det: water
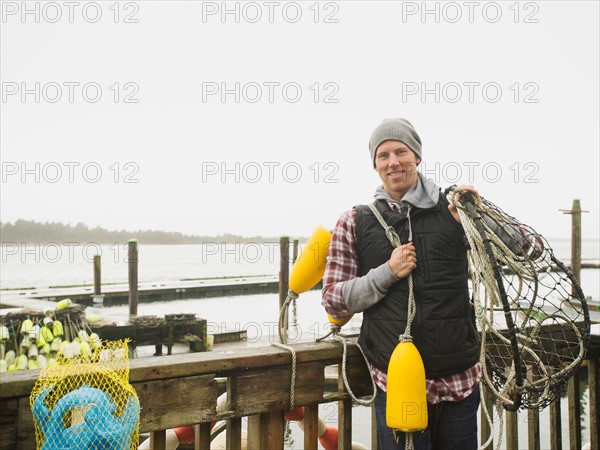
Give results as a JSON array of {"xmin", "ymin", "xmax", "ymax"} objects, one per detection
[{"xmin": 0, "ymin": 239, "xmax": 598, "ymax": 291}]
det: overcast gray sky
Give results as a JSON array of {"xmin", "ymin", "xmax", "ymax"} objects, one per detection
[{"xmin": 1, "ymin": 1, "xmax": 598, "ymax": 241}]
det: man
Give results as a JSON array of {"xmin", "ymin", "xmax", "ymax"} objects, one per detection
[{"xmin": 322, "ymin": 118, "xmax": 502, "ymax": 449}]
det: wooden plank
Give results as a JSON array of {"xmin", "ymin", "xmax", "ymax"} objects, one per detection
[
  {"xmin": 527, "ymin": 407, "xmax": 540, "ymax": 450},
  {"xmin": 526, "ymin": 369, "xmax": 540, "ymax": 450},
  {"xmin": 0, "ymin": 341, "xmax": 415, "ymax": 399},
  {"xmin": 549, "ymin": 399, "xmax": 562, "ymax": 449},
  {"xmin": 247, "ymin": 414, "xmax": 265, "ymax": 450},
  {"xmin": 304, "ymin": 404, "xmax": 319, "ymax": 450},
  {"xmin": 264, "ymin": 409, "xmax": 285, "ymax": 450},
  {"xmin": 505, "ymin": 410, "xmax": 518, "ymax": 450},
  {"xmin": 136, "ymin": 373, "xmax": 218, "ymax": 432},
  {"xmin": 0, "ymin": 399, "xmax": 18, "ymax": 450},
  {"xmin": 226, "ymin": 418, "xmax": 242, "ymax": 450},
  {"xmin": 16, "ymin": 397, "xmax": 35, "ymax": 450},
  {"xmin": 480, "ymin": 385, "xmax": 494, "ymax": 450},
  {"xmin": 589, "ymin": 359, "xmax": 599, "ymax": 450},
  {"xmin": 568, "ymin": 371, "xmax": 581, "ymax": 450},
  {"xmin": 149, "ymin": 430, "xmax": 166, "ymax": 450},
  {"xmin": 232, "ymin": 362, "xmax": 325, "ymax": 415},
  {"xmin": 338, "ymin": 363, "xmax": 352, "ymax": 450},
  {"xmin": 195, "ymin": 422, "xmax": 211, "ymax": 450}
]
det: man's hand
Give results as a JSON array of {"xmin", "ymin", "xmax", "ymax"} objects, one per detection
[
  {"xmin": 448, "ymin": 185, "xmax": 482, "ymax": 223},
  {"xmin": 388, "ymin": 242, "xmax": 417, "ymax": 279}
]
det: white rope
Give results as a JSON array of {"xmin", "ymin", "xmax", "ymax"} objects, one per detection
[
  {"xmin": 272, "ymin": 341, "xmax": 297, "ymax": 410},
  {"xmin": 446, "ymin": 189, "xmax": 587, "ymax": 450},
  {"xmin": 274, "ymin": 290, "xmax": 299, "ymax": 410},
  {"xmin": 331, "ymin": 332, "xmax": 377, "ymax": 406},
  {"xmin": 367, "ymin": 202, "xmax": 417, "ymax": 450}
]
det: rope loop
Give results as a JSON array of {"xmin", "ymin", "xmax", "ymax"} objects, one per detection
[{"xmin": 271, "ymin": 342, "xmax": 297, "ymax": 410}]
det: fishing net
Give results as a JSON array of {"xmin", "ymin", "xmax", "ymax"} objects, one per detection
[
  {"xmin": 448, "ymin": 189, "xmax": 591, "ymax": 411},
  {"xmin": 30, "ymin": 339, "xmax": 140, "ymax": 450}
]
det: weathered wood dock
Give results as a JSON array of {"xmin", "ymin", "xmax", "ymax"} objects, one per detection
[
  {"xmin": 0, "ymin": 276, "xmax": 281, "ymax": 309},
  {"xmin": 1, "ymin": 328, "xmax": 598, "ymax": 450}
]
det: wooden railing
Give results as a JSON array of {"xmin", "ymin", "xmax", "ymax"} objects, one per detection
[{"xmin": 0, "ymin": 337, "xmax": 598, "ymax": 450}]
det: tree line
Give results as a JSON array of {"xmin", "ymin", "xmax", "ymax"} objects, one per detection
[{"xmin": 0, "ymin": 220, "xmax": 282, "ymax": 245}]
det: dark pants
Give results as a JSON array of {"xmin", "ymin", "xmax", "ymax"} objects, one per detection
[{"xmin": 374, "ymin": 386, "xmax": 480, "ymax": 450}]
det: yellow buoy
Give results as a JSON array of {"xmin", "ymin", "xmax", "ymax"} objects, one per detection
[
  {"xmin": 289, "ymin": 226, "xmax": 332, "ymax": 295},
  {"xmin": 327, "ymin": 314, "xmax": 353, "ymax": 328},
  {"xmin": 386, "ymin": 341, "xmax": 428, "ymax": 431},
  {"xmin": 289, "ymin": 225, "xmax": 354, "ymax": 329}
]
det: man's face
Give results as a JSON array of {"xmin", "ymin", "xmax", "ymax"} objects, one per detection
[{"xmin": 374, "ymin": 140, "xmax": 421, "ymax": 201}]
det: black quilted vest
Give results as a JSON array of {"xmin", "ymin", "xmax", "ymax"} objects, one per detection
[{"xmin": 355, "ymin": 195, "xmax": 480, "ymax": 379}]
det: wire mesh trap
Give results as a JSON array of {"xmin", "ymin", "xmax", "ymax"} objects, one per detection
[{"xmin": 450, "ymin": 190, "xmax": 591, "ymax": 411}]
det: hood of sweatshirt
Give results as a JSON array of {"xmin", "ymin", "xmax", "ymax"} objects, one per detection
[{"xmin": 373, "ymin": 172, "xmax": 440, "ymax": 217}]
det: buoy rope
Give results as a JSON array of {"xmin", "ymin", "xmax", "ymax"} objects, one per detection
[
  {"xmin": 367, "ymin": 202, "xmax": 418, "ymax": 450},
  {"xmin": 367, "ymin": 203, "xmax": 417, "ymax": 342},
  {"xmin": 331, "ymin": 331, "xmax": 377, "ymax": 406},
  {"xmin": 275, "ymin": 290, "xmax": 300, "ymax": 410}
]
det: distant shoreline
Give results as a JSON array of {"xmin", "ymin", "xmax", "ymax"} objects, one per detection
[{"xmin": 0, "ymin": 219, "xmax": 306, "ymax": 245}]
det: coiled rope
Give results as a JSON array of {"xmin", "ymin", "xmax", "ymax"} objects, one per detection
[
  {"xmin": 448, "ymin": 188, "xmax": 590, "ymax": 450},
  {"xmin": 276, "ymin": 288, "xmax": 377, "ymax": 410}
]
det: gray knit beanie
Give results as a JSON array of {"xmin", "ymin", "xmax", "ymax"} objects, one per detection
[{"xmin": 368, "ymin": 118, "xmax": 422, "ymax": 167}]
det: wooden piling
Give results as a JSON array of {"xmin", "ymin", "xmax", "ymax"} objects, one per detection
[
  {"xmin": 93, "ymin": 254, "xmax": 101, "ymax": 295},
  {"xmin": 561, "ymin": 199, "xmax": 588, "ymax": 297},
  {"xmin": 279, "ymin": 236, "xmax": 290, "ymax": 313},
  {"xmin": 128, "ymin": 239, "xmax": 138, "ymax": 319},
  {"xmin": 571, "ymin": 199, "xmax": 582, "ymax": 297},
  {"xmin": 292, "ymin": 238, "xmax": 299, "ymax": 264}
]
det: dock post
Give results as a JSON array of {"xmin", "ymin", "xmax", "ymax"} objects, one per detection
[
  {"xmin": 128, "ymin": 239, "xmax": 139, "ymax": 319},
  {"xmin": 570, "ymin": 199, "xmax": 582, "ymax": 297},
  {"xmin": 561, "ymin": 199, "xmax": 588, "ymax": 297},
  {"xmin": 92, "ymin": 254, "xmax": 104, "ymax": 306},
  {"xmin": 93, "ymin": 254, "xmax": 101, "ymax": 295},
  {"xmin": 279, "ymin": 236, "xmax": 290, "ymax": 317},
  {"xmin": 292, "ymin": 238, "xmax": 299, "ymax": 263}
]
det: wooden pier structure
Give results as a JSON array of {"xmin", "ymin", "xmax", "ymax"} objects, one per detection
[{"xmin": 0, "ymin": 329, "xmax": 598, "ymax": 450}]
